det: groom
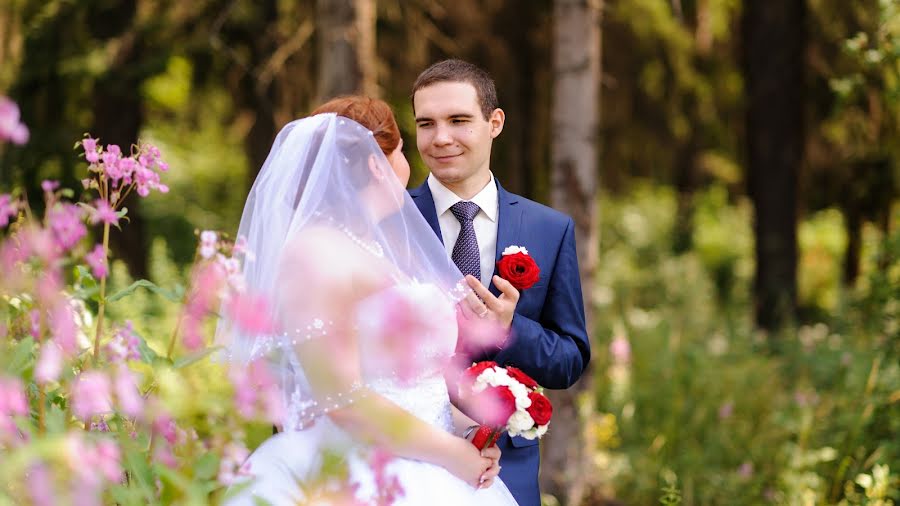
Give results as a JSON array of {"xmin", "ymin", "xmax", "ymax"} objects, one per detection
[{"xmin": 409, "ymin": 59, "xmax": 591, "ymax": 506}]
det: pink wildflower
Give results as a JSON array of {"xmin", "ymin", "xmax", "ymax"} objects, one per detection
[
  {"xmin": 30, "ymin": 309, "xmax": 41, "ymax": 339},
  {"xmin": 91, "ymin": 199, "xmax": 118, "ymax": 226},
  {"xmin": 47, "ymin": 203, "xmax": 87, "ymax": 251},
  {"xmin": 41, "ymin": 180, "xmax": 59, "ymax": 193},
  {"xmin": 217, "ymin": 441, "xmax": 252, "ymax": 485},
  {"xmin": 230, "ymin": 360, "xmax": 283, "ymax": 422},
  {"xmin": 0, "ymin": 194, "xmax": 17, "ymax": 227},
  {"xmin": 199, "ymin": 230, "xmax": 218, "ymax": 259},
  {"xmin": 113, "ymin": 365, "xmax": 144, "ymax": 418},
  {"xmin": 49, "ymin": 301, "xmax": 78, "ymax": 355},
  {"xmin": 85, "ymin": 244, "xmax": 108, "ymax": 278},
  {"xmin": 70, "ymin": 371, "xmax": 112, "ymax": 420},
  {"xmin": 0, "ymin": 376, "xmax": 28, "ymax": 437},
  {"xmin": 89, "ymin": 417, "xmax": 110, "ymax": 432},
  {"xmin": 609, "ymin": 335, "xmax": 631, "ymax": 364},
  {"xmin": 105, "ymin": 321, "xmax": 141, "ymax": 363},
  {"xmin": 0, "ymin": 96, "xmax": 29, "ymax": 145},
  {"xmin": 718, "ymin": 401, "xmax": 734, "ymax": 420},
  {"xmin": 94, "ymin": 438, "xmax": 124, "ymax": 482},
  {"xmin": 82, "ymin": 137, "xmax": 100, "ymax": 164},
  {"xmin": 225, "ymin": 292, "xmax": 277, "ymax": 335},
  {"xmin": 370, "ymin": 448, "xmax": 404, "ymax": 506},
  {"xmin": 35, "ymin": 342, "xmax": 64, "ymax": 384},
  {"xmin": 26, "ymin": 463, "xmax": 56, "ymax": 506}
]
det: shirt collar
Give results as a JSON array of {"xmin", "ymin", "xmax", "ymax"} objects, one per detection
[{"xmin": 427, "ymin": 173, "xmax": 498, "ymax": 222}]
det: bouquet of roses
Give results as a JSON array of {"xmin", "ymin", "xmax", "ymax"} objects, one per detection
[{"xmin": 458, "ymin": 361, "xmax": 552, "ymax": 450}]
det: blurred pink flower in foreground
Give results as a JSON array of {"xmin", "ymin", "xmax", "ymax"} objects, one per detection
[
  {"xmin": 26, "ymin": 463, "xmax": 56, "ymax": 506},
  {"xmin": 0, "ymin": 376, "xmax": 28, "ymax": 437},
  {"xmin": 113, "ymin": 365, "xmax": 144, "ymax": 418},
  {"xmin": 218, "ymin": 441, "xmax": 252, "ymax": 485},
  {"xmin": 230, "ymin": 359, "xmax": 283, "ymax": 423},
  {"xmin": 199, "ymin": 230, "xmax": 218, "ymax": 259},
  {"xmin": 70, "ymin": 371, "xmax": 112, "ymax": 420},
  {"xmin": 370, "ymin": 448, "xmax": 404, "ymax": 506},
  {"xmin": 47, "ymin": 203, "xmax": 87, "ymax": 251},
  {"xmin": 35, "ymin": 342, "xmax": 64, "ymax": 384},
  {"xmin": 85, "ymin": 244, "xmax": 108, "ymax": 278},
  {"xmin": 225, "ymin": 292, "xmax": 278, "ymax": 335},
  {"xmin": 0, "ymin": 96, "xmax": 29, "ymax": 145},
  {"xmin": 105, "ymin": 321, "xmax": 141, "ymax": 363}
]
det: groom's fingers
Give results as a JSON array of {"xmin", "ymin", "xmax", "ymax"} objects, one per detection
[
  {"xmin": 465, "ymin": 275, "xmax": 501, "ymax": 310},
  {"xmin": 492, "ymin": 275, "xmax": 520, "ymax": 303}
]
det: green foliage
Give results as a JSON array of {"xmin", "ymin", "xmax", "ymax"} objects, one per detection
[{"xmin": 587, "ymin": 186, "xmax": 899, "ymax": 505}]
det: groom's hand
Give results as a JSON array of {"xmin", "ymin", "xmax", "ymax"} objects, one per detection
[{"xmin": 465, "ymin": 274, "xmax": 519, "ymax": 331}]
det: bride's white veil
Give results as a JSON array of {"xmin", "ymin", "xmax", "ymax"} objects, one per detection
[{"xmin": 217, "ymin": 113, "xmax": 469, "ymax": 430}]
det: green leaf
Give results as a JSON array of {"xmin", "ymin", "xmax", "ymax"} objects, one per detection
[
  {"xmin": 6, "ymin": 336, "xmax": 34, "ymax": 375},
  {"xmin": 135, "ymin": 333, "xmax": 162, "ymax": 364},
  {"xmin": 108, "ymin": 279, "xmax": 181, "ymax": 303},
  {"xmin": 194, "ymin": 452, "xmax": 219, "ymax": 481},
  {"xmin": 44, "ymin": 403, "xmax": 67, "ymax": 433},
  {"xmin": 123, "ymin": 448, "xmax": 157, "ymax": 502},
  {"xmin": 173, "ymin": 347, "xmax": 222, "ymax": 369}
]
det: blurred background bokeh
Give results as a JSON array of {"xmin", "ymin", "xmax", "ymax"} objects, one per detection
[{"xmin": 1, "ymin": 0, "xmax": 898, "ymax": 504}]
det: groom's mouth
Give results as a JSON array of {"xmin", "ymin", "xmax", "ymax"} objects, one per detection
[{"xmin": 432, "ymin": 153, "xmax": 462, "ymax": 163}]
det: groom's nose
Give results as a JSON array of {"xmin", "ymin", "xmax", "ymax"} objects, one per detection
[{"xmin": 432, "ymin": 124, "xmax": 453, "ymax": 146}]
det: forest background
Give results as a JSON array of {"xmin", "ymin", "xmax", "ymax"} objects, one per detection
[{"xmin": 1, "ymin": 0, "xmax": 898, "ymax": 504}]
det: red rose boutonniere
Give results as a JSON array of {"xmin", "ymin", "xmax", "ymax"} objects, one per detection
[{"xmin": 496, "ymin": 246, "xmax": 540, "ymax": 291}]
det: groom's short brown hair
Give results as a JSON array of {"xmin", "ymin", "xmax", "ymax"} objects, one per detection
[{"xmin": 412, "ymin": 59, "xmax": 499, "ymax": 120}]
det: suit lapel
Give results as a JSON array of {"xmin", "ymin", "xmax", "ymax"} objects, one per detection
[
  {"xmin": 409, "ymin": 181, "xmax": 444, "ymax": 244},
  {"xmin": 491, "ymin": 181, "xmax": 523, "ymax": 294}
]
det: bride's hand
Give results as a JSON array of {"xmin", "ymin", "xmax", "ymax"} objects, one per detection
[
  {"xmin": 443, "ymin": 439, "xmax": 494, "ymax": 488},
  {"xmin": 478, "ymin": 445, "xmax": 502, "ymax": 489}
]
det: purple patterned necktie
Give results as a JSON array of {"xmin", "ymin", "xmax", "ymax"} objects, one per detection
[{"xmin": 450, "ymin": 201, "xmax": 482, "ymax": 280}]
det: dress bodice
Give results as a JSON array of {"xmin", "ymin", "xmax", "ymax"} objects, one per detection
[
  {"xmin": 284, "ymin": 282, "xmax": 458, "ymax": 433},
  {"xmin": 355, "ymin": 282, "xmax": 457, "ymax": 431}
]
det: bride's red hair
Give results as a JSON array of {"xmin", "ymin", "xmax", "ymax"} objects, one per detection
[{"xmin": 310, "ymin": 96, "xmax": 401, "ymax": 156}]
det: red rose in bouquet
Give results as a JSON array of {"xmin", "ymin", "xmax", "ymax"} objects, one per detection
[
  {"xmin": 457, "ymin": 362, "xmax": 552, "ymax": 450},
  {"xmin": 525, "ymin": 391, "xmax": 552, "ymax": 426},
  {"xmin": 505, "ymin": 366, "xmax": 538, "ymax": 389},
  {"xmin": 496, "ymin": 246, "xmax": 540, "ymax": 290}
]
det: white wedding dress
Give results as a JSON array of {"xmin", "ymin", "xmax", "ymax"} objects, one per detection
[{"xmin": 224, "ymin": 283, "xmax": 519, "ymax": 506}]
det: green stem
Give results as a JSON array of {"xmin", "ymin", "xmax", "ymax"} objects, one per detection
[
  {"xmin": 37, "ymin": 387, "xmax": 45, "ymax": 434},
  {"xmin": 92, "ymin": 222, "xmax": 111, "ymax": 366},
  {"xmin": 166, "ymin": 311, "xmax": 184, "ymax": 360}
]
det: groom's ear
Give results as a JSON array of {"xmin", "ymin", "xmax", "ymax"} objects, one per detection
[{"xmin": 489, "ymin": 108, "xmax": 505, "ymax": 139}]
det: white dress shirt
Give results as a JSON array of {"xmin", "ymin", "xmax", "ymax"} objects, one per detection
[{"xmin": 427, "ymin": 173, "xmax": 499, "ymax": 288}]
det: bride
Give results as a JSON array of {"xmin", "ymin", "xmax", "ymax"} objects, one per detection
[{"xmin": 220, "ymin": 96, "xmax": 519, "ymax": 505}]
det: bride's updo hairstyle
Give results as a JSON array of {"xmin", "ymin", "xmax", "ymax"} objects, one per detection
[{"xmin": 311, "ymin": 96, "xmax": 401, "ymax": 157}]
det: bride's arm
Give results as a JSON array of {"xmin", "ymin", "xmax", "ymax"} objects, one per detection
[{"xmin": 277, "ymin": 229, "xmax": 492, "ymax": 488}]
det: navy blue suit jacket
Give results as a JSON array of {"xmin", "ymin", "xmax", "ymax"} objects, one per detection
[{"xmin": 409, "ymin": 179, "xmax": 590, "ymax": 506}]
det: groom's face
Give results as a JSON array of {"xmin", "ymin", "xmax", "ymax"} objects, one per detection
[{"xmin": 414, "ymin": 81, "xmax": 503, "ymax": 188}]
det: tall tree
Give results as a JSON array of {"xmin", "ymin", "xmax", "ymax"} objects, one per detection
[
  {"xmin": 316, "ymin": 0, "xmax": 377, "ymax": 101},
  {"xmin": 742, "ymin": 0, "xmax": 805, "ymax": 331},
  {"xmin": 544, "ymin": 0, "xmax": 601, "ymax": 503}
]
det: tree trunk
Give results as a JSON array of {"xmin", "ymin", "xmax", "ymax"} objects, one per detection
[
  {"xmin": 90, "ymin": 0, "xmax": 149, "ymax": 279},
  {"xmin": 316, "ymin": 0, "xmax": 377, "ymax": 101},
  {"xmin": 742, "ymin": 0, "xmax": 804, "ymax": 332},
  {"xmin": 545, "ymin": 0, "xmax": 601, "ymax": 504}
]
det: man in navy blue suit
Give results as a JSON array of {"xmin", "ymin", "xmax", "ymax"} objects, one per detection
[{"xmin": 408, "ymin": 59, "xmax": 591, "ymax": 506}]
